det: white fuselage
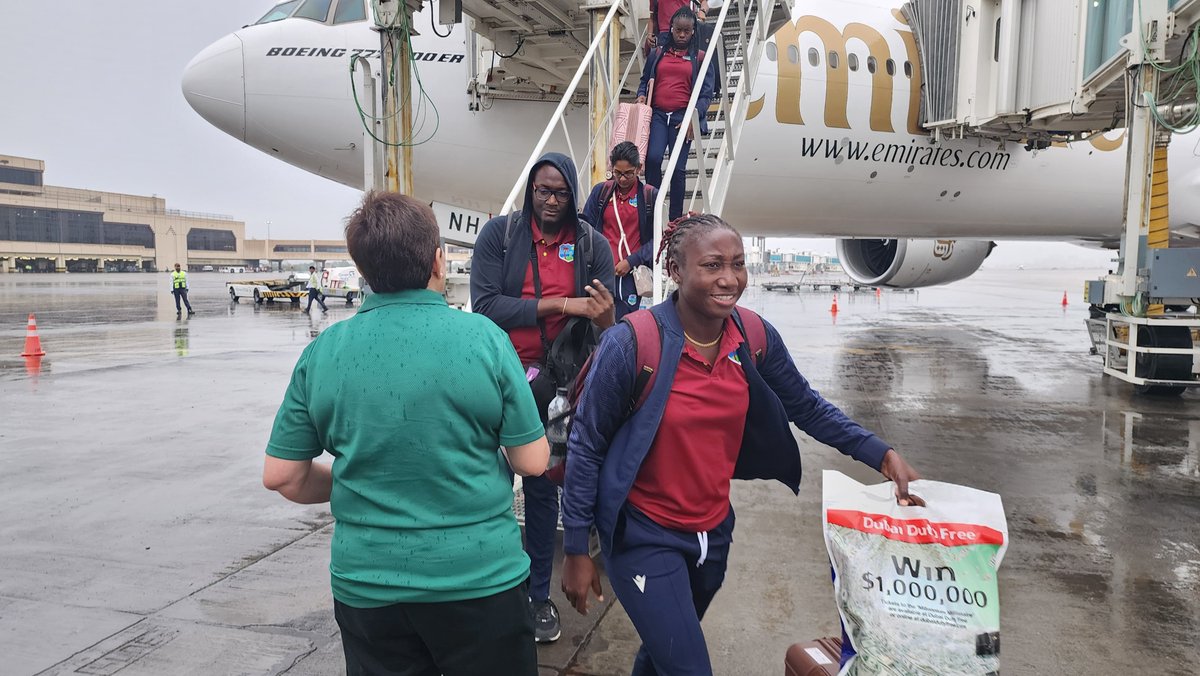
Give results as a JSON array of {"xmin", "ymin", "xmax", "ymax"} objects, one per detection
[{"xmin": 182, "ymin": 0, "xmax": 1200, "ymax": 242}]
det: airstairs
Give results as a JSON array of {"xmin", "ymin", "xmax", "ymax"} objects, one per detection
[
  {"xmin": 898, "ymin": 0, "xmax": 1200, "ymax": 395},
  {"xmin": 478, "ymin": 0, "xmax": 793, "ymax": 302}
]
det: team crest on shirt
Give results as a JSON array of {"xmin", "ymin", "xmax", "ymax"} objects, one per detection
[
  {"xmin": 559, "ymin": 243, "xmax": 575, "ymax": 262},
  {"xmin": 629, "ymin": 194, "xmax": 638, "ymax": 207},
  {"xmin": 727, "ymin": 351, "xmax": 741, "ymax": 365}
]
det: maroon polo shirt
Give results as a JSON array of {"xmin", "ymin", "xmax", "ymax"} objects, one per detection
[
  {"xmin": 627, "ymin": 316, "xmax": 749, "ymax": 531},
  {"xmin": 602, "ymin": 185, "xmax": 642, "ymax": 264},
  {"xmin": 508, "ymin": 219, "xmax": 577, "ymax": 365},
  {"xmin": 654, "ymin": 48, "xmax": 696, "ymax": 112}
]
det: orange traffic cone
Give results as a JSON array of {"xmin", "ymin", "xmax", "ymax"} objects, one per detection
[
  {"xmin": 21, "ymin": 313, "xmax": 45, "ymax": 357},
  {"xmin": 875, "ymin": 287, "xmax": 882, "ymax": 298},
  {"xmin": 830, "ymin": 295, "xmax": 839, "ymax": 314},
  {"xmin": 1061, "ymin": 291, "xmax": 1069, "ymax": 307}
]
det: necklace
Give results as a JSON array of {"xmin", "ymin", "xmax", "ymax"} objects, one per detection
[{"xmin": 684, "ymin": 330, "xmax": 722, "ymax": 348}]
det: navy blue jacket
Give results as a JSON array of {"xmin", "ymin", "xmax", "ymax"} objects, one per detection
[
  {"xmin": 581, "ymin": 179, "xmax": 659, "ymax": 269},
  {"xmin": 470, "ymin": 153, "xmax": 615, "ymax": 330},
  {"xmin": 561, "ymin": 296, "xmax": 893, "ymax": 555},
  {"xmin": 636, "ymin": 41, "xmax": 717, "ymax": 134}
]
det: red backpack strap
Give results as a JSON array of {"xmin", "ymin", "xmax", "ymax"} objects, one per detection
[
  {"xmin": 623, "ymin": 310, "xmax": 662, "ymax": 413},
  {"xmin": 601, "ymin": 178, "xmax": 616, "ymax": 205},
  {"xmin": 734, "ymin": 306, "xmax": 768, "ymax": 365}
]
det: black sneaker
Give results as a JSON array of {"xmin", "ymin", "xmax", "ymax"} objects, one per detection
[{"xmin": 530, "ymin": 598, "xmax": 561, "ymax": 644}]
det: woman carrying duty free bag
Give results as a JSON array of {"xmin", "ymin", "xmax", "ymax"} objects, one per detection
[{"xmin": 559, "ymin": 214, "xmax": 924, "ymax": 676}]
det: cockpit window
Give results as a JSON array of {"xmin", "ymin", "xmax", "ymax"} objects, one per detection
[
  {"xmin": 295, "ymin": 0, "xmax": 332, "ymax": 22},
  {"xmin": 332, "ymin": 0, "xmax": 368, "ymax": 24},
  {"xmin": 255, "ymin": 0, "xmax": 303, "ymax": 25}
]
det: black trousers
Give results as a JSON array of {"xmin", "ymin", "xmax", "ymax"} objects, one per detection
[
  {"xmin": 333, "ymin": 583, "xmax": 538, "ymax": 676},
  {"xmin": 306, "ymin": 287, "xmax": 327, "ymax": 311},
  {"xmin": 172, "ymin": 288, "xmax": 192, "ymax": 312}
]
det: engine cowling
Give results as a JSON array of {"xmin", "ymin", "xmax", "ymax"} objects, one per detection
[{"xmin": 836, "ymin": 239, "xmax": 995, "ymax": 288}]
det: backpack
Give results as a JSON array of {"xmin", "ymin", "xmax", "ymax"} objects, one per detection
[
  {"xmin": 545, "ymin": 306, "xmax": 768, "ymax": 484},
  {"xmin": 501, "ymin": 211, "xmax": 603, "ymax": 421}
]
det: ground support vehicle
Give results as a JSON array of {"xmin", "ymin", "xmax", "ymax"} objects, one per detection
[{"xmin": 226, "ymin": 277, "xmax": 306, "ymax": 305}]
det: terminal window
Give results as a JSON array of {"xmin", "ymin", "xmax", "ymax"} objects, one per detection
[
  {"xmin": 187, "ymin": 228, "xmax": 237, "ymax": 251},
  {"xmin": 0, "ymin": 206, "xmax": 154, "ymax": 248},
  {"xmin": 314, "ymin": 245, "xmax": 348, "ymax": 253},
  {"xmin": 0, "ymin": 166, "xmax": 43, "ymax": 187}
]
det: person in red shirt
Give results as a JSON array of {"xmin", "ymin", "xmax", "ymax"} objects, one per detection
[
  {"xmin": 637, "ymin": 7, "xmax": 717, "ymax": 220},
  {"xmin": 559, "ymin": 214, "xmax": 924, "ymax": 675},
  {"xmin": 582, "ymin": 142, "xmax": 660, "ymax": 319},
  {"xmin": 469, "ymin": 152, "xmax": 616, "ymax": 646}
]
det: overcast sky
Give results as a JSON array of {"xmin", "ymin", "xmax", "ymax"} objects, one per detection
[
  {"xmin": 0, "ymin": 1, "xmax": 363, "ymax": 240},
  {"xmin": 0, "ymin": 1, "xmax": 1115, "ymax": 270}
]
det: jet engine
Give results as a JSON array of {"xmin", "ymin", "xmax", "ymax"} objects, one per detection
[{"xmin": 836, "ymin": 239, "xmax": 995, "ymax": 288}]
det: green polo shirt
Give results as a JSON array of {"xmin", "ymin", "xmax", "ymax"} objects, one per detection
[{"xmin": 266, "ymin": 289, "xmax": 545, "ymax": 607}]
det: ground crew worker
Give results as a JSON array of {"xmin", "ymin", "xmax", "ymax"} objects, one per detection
[
  {"xmin": 304, "ymin": 265, "xmax": 328, "ymax": 313},
  {"xmin": 470, "ymin": 152, "xmax": 616, "ymax": 644},
  {"xmin": 171, "ymin": 263, "xmax": 194, "ymax": 317}
]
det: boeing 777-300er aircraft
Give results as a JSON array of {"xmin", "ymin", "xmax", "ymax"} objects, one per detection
[{"xmin": 182, "ymin": 0, "xmax": 1200, "ymax": 288}]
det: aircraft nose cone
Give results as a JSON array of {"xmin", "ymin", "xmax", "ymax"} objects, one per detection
[{"xmin": 182, "ymin": 33, "xmax": 245, "ymax": 141}]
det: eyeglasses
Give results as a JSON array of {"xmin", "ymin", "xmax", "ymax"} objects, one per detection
[
  {"xmin": 532, "ymin": 186, "xmax": 572, "ymax": 203},
  {"xmin": 613, "ymin": 169, "xmax": 639, "ymax": 179}
]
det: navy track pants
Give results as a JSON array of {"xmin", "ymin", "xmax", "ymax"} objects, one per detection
[{"xmin": 603, "ymin": 504, "xmax": 735, "ymax": 676}]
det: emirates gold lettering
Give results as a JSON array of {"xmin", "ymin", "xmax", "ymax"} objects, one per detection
[{"xmin": 749, "ymin": 14, "xmax": 921, "ymax": 135}]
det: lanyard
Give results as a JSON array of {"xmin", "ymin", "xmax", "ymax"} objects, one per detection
[{"xmin": 611, "ymin": 187, "xmax": 634, "ymax": 262}]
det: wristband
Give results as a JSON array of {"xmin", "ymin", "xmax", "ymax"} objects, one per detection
[{"xmin": 561, "ymin": 298, "xmax": 568, "ymax": 315}]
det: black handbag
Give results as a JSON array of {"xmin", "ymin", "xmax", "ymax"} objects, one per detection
[{"xmin": 525, "ymin": 226, "xmax": 600, "ymax": 423}]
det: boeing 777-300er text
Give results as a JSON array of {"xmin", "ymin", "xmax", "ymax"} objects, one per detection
[{"xmin": 182, "ymin": 0, "xmax": 1200, "ymax": 288}]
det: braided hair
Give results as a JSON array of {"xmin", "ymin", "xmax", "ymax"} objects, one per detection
[
  {"xmin": 655, "ymin": 213, "xmax": 740, "ymax": 275},
  {"xmin": 667, "ymin": 6, "xmax": 701, "ymax": 59}
]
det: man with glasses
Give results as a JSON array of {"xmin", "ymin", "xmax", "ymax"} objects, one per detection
[{"xmin": 470, "ymin": 152, "xmax": 615, "ymax": 645}]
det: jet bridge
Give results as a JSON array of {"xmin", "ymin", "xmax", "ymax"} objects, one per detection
[{"xmin": 902, "ymin": 0, "xmax": 1200, "ymax": 395}]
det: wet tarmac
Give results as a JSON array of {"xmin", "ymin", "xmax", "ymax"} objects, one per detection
[{"xmin": 1, "ymin": 270, "xmax": 1197, "ymax": 675}]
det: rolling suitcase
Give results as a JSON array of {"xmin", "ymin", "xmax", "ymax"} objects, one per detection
[
  {"xmin": 785, "ymin": 636, "xmax": 842, "ymax": 676},
  {"xmin": 609, "ymin": 79, "xmax": 654, "ymax": 171}
]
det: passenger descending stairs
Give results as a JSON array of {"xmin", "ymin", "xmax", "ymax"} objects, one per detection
[
  {"xmin": 677, "ymin": 0, "xmax": 793, "ymax": 217},
  {"xmin": 482, "ymin": 0, "xmax": 793, "ymax": 301}
]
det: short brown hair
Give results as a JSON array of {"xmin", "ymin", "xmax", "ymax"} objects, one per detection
[{"xmin": 345, "ymin": 191, "xmax": 440, "ymax": 293}]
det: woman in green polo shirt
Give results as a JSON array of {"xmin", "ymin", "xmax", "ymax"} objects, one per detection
[{"xmin": 263, "ymin": 192, "xmax": 549, "ymax": 676}]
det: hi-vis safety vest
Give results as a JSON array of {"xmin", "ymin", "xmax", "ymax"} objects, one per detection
[{"xmin": 172, "ymin": 270, "xmax": 187, "ymax": 289}]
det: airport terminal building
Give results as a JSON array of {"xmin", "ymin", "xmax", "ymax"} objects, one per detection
[{"xmin": 0, "ymin": 154, "xmax": 255, "ymax": 273}]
